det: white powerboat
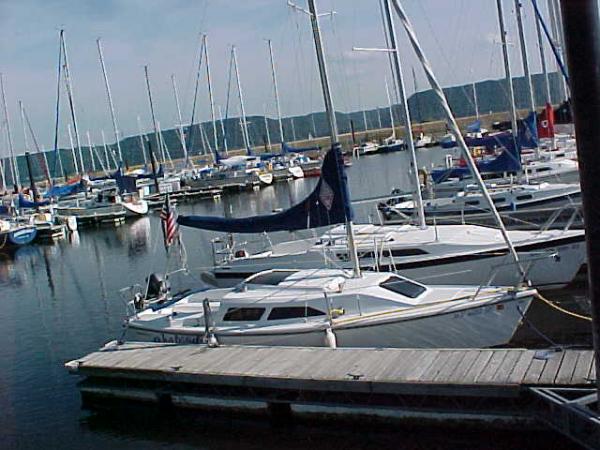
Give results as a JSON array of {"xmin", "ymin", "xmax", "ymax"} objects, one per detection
[{"xmin": 125, "ymin": 268, "xmax": 535, "ymax": 348}]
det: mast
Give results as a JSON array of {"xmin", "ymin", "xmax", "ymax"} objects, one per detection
[
  {"xmin": 96, "ymin": 38, "xmax": 123, "ymax": 164},
  {"xmin": 382, "ymin": 0, "xmax": 426, "ymax": 229},
  {"xmin": 86, "ymin": 131, "xmax": 97, "ymax": 173},
  {"xmin": 266, "ymin": 39, "xmax": 285, "ymax": 144},
  {"xmin": 305, "ymin": 0, "xmax": 360, "ymax": 277},
  {"xmin": 390, "ymin": 0, "xmax": 524, "ymax": 277},
  {"xmin": 21, "ymin": 103, "xmax": 50, "ymax": 183},
  {"xmin": 472, "ymin": 81, "xmax": 480, "ymax": 119},
  {"xmin": 547, "ymin": 0, "xmax": 568, "ymax": 100},
  {"xmin": 535, "ymin": 2, "xmax": 553, "ymax": 105},
  {"xmin": 188, "ymin": 36, "xmax": 206, "ymax": 156},
  {"xmin": 496, "ymin": 0, "xmax": 519, "ymax": 137},
  {"xmin": 171, "ymin": 74, "xmax": 190, "ymax": 168},
  {"xmin": 218, "ymin": 105, "xmax": 228, "ymax": 154},
  {"xmin": 203, "ymin": 34, "xmax": 219, "ymax": 155},
  {"xmin": 67, "ymin": 124, "xmax": 79, "ymax": 175},
  {"xmin": 385, "ymin": 78, "xmax": 396, "ymax": 138},
  {"xmin": 515, "ymin": 0, "xmax": 536, "ymax": 113},
  {"xmin": 143, "ymin": 65, "xmax": 162, "ymax": 165},
  {"xmin": 61, "ymin": 30, "xmax": 85, "ymax": 175},
  {"xmin": 136, "ymin": 115, "xmax": 148, "ymax": 166},
  {"xmin": 231, "ymin": 46, "xmax": 250, "ymax": 150},
  {"xmin": 52, "ymin": 31, "xmax": 64, "ymax": 183},
  {"xmin": 263, "ymin": 104, "xmax": 272, "ymax": 150},
  {"xmin": 291, "ymin": 117, "xmax": 297, "ymax": 141},
  {"xmin": 0, "ymin": 73, "xmax": 19, "ymax": 187}
]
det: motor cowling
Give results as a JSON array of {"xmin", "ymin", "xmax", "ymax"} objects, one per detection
[{"xmin": 146, "ymin": 273, "xmax": 170, "ymax": 299}]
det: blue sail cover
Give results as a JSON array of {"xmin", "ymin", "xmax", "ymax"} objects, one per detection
[
  {"xmin": 282, "ymin": 142, "xmax": 320, "ymax": 153},
  {"xmin": 431, "ymin": 131, "xmax": 521, "ymax": 183},
  {"xmin": 18, "ymin": 194, "xmax": 50, "ymax": 208},
  {"xmin": 466, "ymin": 120, "xmax": 482, "ymax": 133},
  {"xmin": 44, "ymin": 181, "xmax": 85, "ymax": 198},
  {"xmin": 178, "ymin": 144, "xmax": 352, "ymax": 233}
]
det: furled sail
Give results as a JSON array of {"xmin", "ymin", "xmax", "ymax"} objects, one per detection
[
  {"xmin": 178, "ymin": 144, "xmax": 351, "ymax": 233},
  {"xmin": 17, "ymin": 193, "xmax": 50, "ymax": 208}
]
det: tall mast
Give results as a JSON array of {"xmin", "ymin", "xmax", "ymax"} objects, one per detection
[
  {"xmin": 203, "ymin": 34, "xmax": 219, "ymax": 154},
  {"xmin": 382, "ymin": 0, "xmax": 426, "ymax": 229},
  {"xmin": 547, "ymin": 0, "xmax": 568, "ymax": 100},
  {"xmin": 21, "ymin": 103, "xmax": 50, "ymax": 183},
  {"xmin": 101, "ymin": 130, "xmax": 110, "ymax": 170},
  {"xmin": 218, "ymin": 105, "xmax": 228, "ymax": 154},
  {"xmin": 496, "ymin": 0, "xmax": 519, "ymax": 137},
  {"xmin": 291, "ymin": 117, "xmax": 297, "ymax": 141},
  {"xmin": 18, "ymin": 101, "xmax": 31, "ymax": 161},
  {"xmin": 514, "ymin": 0, "xmax": 536, "ymax": 113},
  {"xmin": 171, "ymin": 74, "xmax": 190, "ymax": 167},
  {"xmin": 52, "ymin": 31, "xmax": 64, "ymax": 183},
  {"xmin": 0, "ymin": 73, "xmax": 19, "ymax": 187},
  {"xmin": 61, "ymin": 30, "xmax": 85, "ymax": 175},
  {"xmin": 67, "ymin": 124, "xmax": 79, "ymax": 175},
  {"xmin": 472, "ymin": 81, "xmax": 480, "ymax": 119},
  {"xmin": 231, "ymin": 46, "xmax": 250, "ymax": 150},
  {"xmin": 136, "ymin": 115, "xmax": 148, "ymax": 166},
  {"xmin": 385, "ymin": 78, "xmax": 396, "ymax": 138},
  {"xmin": 535, "ymin": 2, "xmax": 553, "ymax": 105},
  {"xmin": 266, "ymin": 39, "xmax": 285, "ymax": 144},
  {"xmin": 143, "ymin": 65, "xmax": 162, "ymax": 164},
  {"xmin": 96, "ymin": 38, "xmax": 123, "ymax": 164},
  {"xmin": 263, "ymin": 104, "xmax": 272, "ymax": 150},
  {"xmin": 390, "ymin": 0, "xmax": 523, "ymax": 277},
  {"xmin": 86, "ymin": 131, "xmax": 97, "ymax": 173},
  {"xmin": 305, "ymin": 0, "xmax": 360, "ymax": 277}
]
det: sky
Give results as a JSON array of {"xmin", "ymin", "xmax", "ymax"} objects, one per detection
[{"xmin": 0, "ymin": 0, "xmax": 564, "ymax": 156}]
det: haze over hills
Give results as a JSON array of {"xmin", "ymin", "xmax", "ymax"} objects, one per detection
[{"xmin": 4, "ymin": 72, "xmax": 564, "ymax": 185}]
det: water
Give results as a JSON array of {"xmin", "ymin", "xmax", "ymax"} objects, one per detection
[{"xmin": 0, "ymin": 150, "xmax": 586, "ymax": 449}]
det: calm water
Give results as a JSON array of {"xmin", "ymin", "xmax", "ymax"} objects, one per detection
[{"xmin": 0, "ymin": 150, "xmax": 585, "ymax": 449}]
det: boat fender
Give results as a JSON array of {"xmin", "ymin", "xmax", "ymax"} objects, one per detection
[
  {"xmin": 418, "ymin": 168, "xmax": 428, "ymax": 187},
  {"xmin": 330, "ymin": 308, "xmax": 345, "ymax": 319},
  {"xmin": 66, "ymin": 216, "xmax": 78, "ymax": 232},
  {"xmin": 325, "ymin": 327, "xmax": 337, "ymax": 349}
]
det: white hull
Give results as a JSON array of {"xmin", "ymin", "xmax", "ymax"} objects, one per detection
[
  {"xmin": 121, "ymin": 200, "xmax": 149, "ymax": 217},
  {"xmin": 126, "ymin": 293, "xmax": 532, "ymax": 348},
  {"xmin": 212, "ymin": 229, "xmax": 585, "ymax": 290}
]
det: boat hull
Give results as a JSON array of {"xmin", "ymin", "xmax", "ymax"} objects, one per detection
[
  {"xmin": 211, "ymin": 234, "xmax": 585, "ymax": 290},
  {"xmin": 126, "ymin": 293, "xmax": 532, "ymax": 348}
]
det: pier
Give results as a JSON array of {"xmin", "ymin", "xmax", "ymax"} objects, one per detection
[{"xmin": 67, "ymin": 342, "xmax": 599, "ymax": 449}]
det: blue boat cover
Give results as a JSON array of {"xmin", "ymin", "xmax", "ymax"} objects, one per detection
[
  {"xmin": 178, "ymin": 144, "xmax": 352, "ymax": 233},
  {"xmin": 431, "ymin": 131, "xmax": 522, "ymax": 183},
  {"xmin": 18, "ymin": 194, "xmax": 50, "ymax": 208},
  {"xmin": 44, "ymin": 181, "xmax": 85, "ymax": 198},
  {"xmin": 466, "ymin": 120, "xmax": 482, "ymax": 133},
  {"xmin": 282, "ymin": 142, "xmax": 320, "ymax": 153}
]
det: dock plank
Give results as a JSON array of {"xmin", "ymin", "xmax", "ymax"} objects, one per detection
[
  {"xmin": 491, "ymin": 350, "xmax": 525, "ymax": 384},
  {"xmin": 538, "ymin": 351, "xmax": 566, "ymax": 385},
  {"xmin": 505, "ymin": 351, "xmax": 535, "ymax": 384},
  {"xmin": 461, "ymin": 350, "xmax": 494, "ymax": 383},
  {"xmin": 418, "ymin": 350, "xmax": 454, "ymax": 382},
  {"xmin": 433, "ymin": 350, "xmax": 470, "ymax": 383},
  {"xmin": 475, "ymin": 350, "xmax": 510, "ymax": 383},
  {"xmin": 522, "ymin": 356, "xmax": 547, "ymax": 384},
  {"xmin": 554, "ymin": 350, "xmax": 581, "ymax": 385},
  {"xmin": 447, "ymin": 350, "xmax": 482, "ymax": 383},
  {"xmin": 571, "ymin": 351, "xmax": 594, "ymax": 384}
]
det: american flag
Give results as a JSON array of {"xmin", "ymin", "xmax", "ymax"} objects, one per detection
[{"xmin": 160, "ymin": 194, "xmax": 179, "ymax": 248}]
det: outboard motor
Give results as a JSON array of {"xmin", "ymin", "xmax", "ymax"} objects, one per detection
[{"xmin": 146, "ymin": 273, "xmax": 170, "ymax": 300}]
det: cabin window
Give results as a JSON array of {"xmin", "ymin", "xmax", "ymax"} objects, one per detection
[
  {"xmin": 536, "ymin": 167, "xmax": 551, "ymax": 173},
  {"xmin": 267, "ymin": 307, "xmax": 326, "ymax": 320},
  {"xmin": 223, "ymin": 307, "xmax": 265, "ymax": 321},
  {"xmin": 359, "ymin": 248, "xmax": 428, "ymax": 259},
  {"xmin": 492, "ymin": 197, "xmax": 506, "ymax": 203},
  {"xmin": 380, "ymin": 277, "xmax": 426, "ymax": 298},
  {"xmin": 465, "ymin": 200, "xmax": 480, "ymax": 206},
  {"xmin": 516, "ymin": 194, "xmax": 533, "ymax": 201}
]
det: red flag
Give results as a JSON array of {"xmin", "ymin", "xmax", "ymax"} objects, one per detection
[
  {"xmin": 160, "ymin": 194, "xmax": 179, "ymax": 248},
  {"xmin": 537, "ymin": 102, "xmax": 555, "ymax": 139}
]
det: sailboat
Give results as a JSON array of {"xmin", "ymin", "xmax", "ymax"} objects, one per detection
[{"xmin": 206, "ymin": 0, "xmax": 584, "ymax": 291}]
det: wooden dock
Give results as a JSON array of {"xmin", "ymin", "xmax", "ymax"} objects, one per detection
[{"xmin": 66, "ymin": 342, "xmax": 599, "ymax": 449}]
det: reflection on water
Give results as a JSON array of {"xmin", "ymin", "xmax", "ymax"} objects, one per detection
[{"xmin": 0, "ymin": 150, "xmax": 587, "ymax": 449}]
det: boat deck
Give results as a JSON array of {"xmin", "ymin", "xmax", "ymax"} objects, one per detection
[{"xmin": 66, "ymin": 342, "xmax": 598, "ymax": 448}]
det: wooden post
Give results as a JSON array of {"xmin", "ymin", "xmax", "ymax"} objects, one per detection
[{"xmin": 559, "ymin": 0, "xmax": 600, "ymax": 396}]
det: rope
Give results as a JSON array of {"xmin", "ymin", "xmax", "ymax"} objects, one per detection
[{"xmin": 535, "ymin": 292, "xmax": 592, "ymax": 322}]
